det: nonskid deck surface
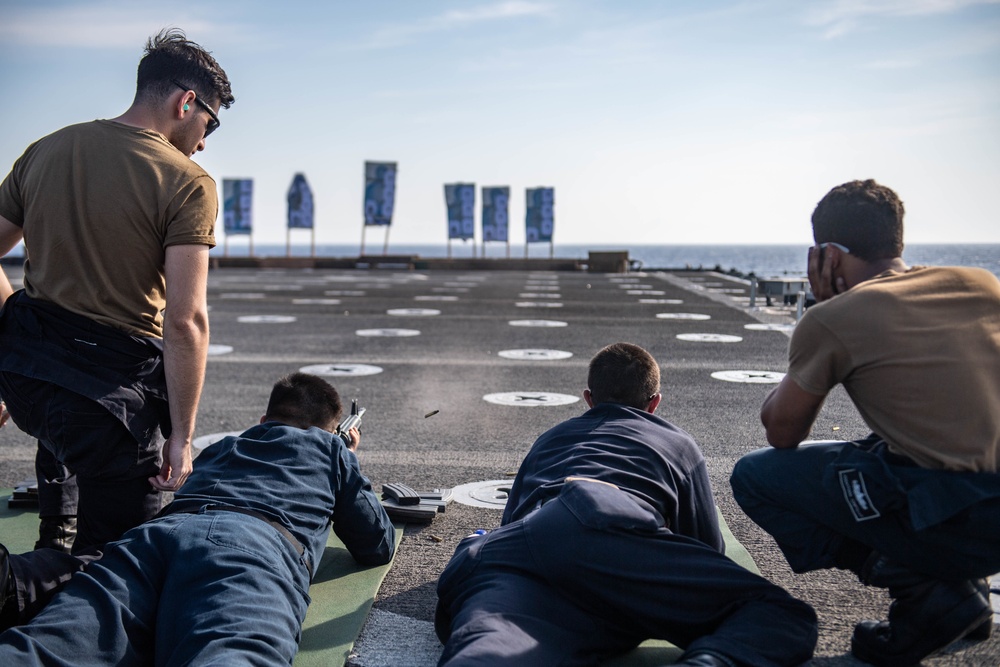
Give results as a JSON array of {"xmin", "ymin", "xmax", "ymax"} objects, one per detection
[{"xmin": 0, "ymin": 266, "xmax": 994, "ymax": 665}]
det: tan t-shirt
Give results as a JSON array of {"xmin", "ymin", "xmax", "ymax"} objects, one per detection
[
  {"xmin": 0, "ymin": 120, "xmax": 217, "ymax": 338},
  {"xmin": 788, "ymin": 266, "xmax": 1000, "ymax": 472}
]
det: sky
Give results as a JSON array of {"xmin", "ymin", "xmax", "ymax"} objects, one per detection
[{"xmin": 1, "ymin": 0, "xmax": 999, "ymax": 248}]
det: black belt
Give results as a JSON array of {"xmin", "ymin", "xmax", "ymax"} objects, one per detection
[{"xmin": 158, "ymin": 500, "xmax": 311, "ymax": 573}]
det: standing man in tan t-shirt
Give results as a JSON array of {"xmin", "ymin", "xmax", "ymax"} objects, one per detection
[
  {"xmin": 730, "ymin": 179, "xmax": 1000, "ymax": 666},
  {"xmin": 0, "ymin": 29, "xmax": 234, "ymax": 555}
]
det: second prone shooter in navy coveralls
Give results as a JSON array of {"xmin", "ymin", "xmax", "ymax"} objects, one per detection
[
  {"xmin": 0, "ymin": 372, "xmax": 395, "ymax": 665},
  {"xmin": 435, "ymin": 343, "xmax": 817, "ymax": 667}
]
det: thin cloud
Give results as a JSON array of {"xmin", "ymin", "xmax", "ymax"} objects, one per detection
[
  {"xmin": 0, "ymin": 2, "xmax": 263, "ymax": 52},
  {"xmin": 858, "ymin": 22, "xmax": 1000, "ymax": 67},
  {"xmin": 806, "ymin": 0, "xmax": 1000, "ymax": 38},
  {"xmin": 353, "ymin": 1, "xmax": 553, "ymax": 50},
  {"xmin": 0, "ymin": 3, "xmax": 217, "ymax": 48},
  {"xmin": 863, "ymin": 58, "xmax": 919, "ymax": 69},
  {"xmin": 440, "ymin": 1, "xmax": 552, "ymax": 24}
]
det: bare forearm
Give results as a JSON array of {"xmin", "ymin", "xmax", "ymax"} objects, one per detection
[
  {"xmin": 0, "ymin": 268, "xmax": 12, "ymax": 306},
  {"xmin": 761, "ymin": 411, "xmax": 811, "ymax": 449},
  {"xmin": 162, "ymin": 312, "xmax": 209, "ymax": 443},
  {"xmin": 151, "ymin": 243, "xmax": 210, "ymax": 491},
  {"xmin": 0, "ymin": 215, "xmax": 24, "ymax": 306},
  {"xmin": 760, "ymin": 378, "xmax": 825, "ymax": 449}
]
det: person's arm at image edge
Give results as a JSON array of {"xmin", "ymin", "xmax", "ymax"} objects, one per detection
[
  {"xmin": 0, "ymin": 215, "xmax": 23, "ymax": 428},
  {"xmin": 151, "ymin": 243, "xmax": 210, "ymax": 491},
  {"xmin": 0, "ymin": 215, "xmax": 23, "ymax": 307}
]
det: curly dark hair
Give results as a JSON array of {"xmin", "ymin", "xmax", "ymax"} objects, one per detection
[
  {"xmin": 135, "ymin": 28, "xmax": 234, "ymax": 109},
  {"xmin": 811, "ymin": 179, "xmax": 904, "ymax": 261},
  {"xmin": 587, "ymin": 343, "xmax": 660, "ymax": 409},
  {"xmin": 264, "ymin": 373, "xmax": 343, "ymax": 431}
]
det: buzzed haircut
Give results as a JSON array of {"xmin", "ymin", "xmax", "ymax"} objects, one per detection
[
  {"xmin": 264, "ymin": 373, "xmax": 343, "ymax": 431},
  {"xmin": 587, "ymin": 342, "xmax": 661, "ymax": 409},
  {"xmin": 811, "ymin": 179, "xmax": 904, "ymax": 262},
  {"xmin": 135, "ymin": 28, "xmax": 235, "ymax": 109}
]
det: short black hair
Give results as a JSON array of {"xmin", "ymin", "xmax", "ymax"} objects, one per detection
[
  {"xmin": 264, "ymin": 373, "xmax": 343, "ymax": 431},
  {"xmin": 135, "ymin": 28, "xmax": 235, "ymax": 109},
  {"xmin": 811, "ymin": 179, "xmax": 904, "ymax": 261},
  {"xmin": 587, "ymin": 343, "xmax": 660, "ymax": 409}
]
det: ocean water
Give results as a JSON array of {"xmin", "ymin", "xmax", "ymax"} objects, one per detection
[{"xmin": 212, "ymin": 243, "xmax": 1000, "ymax": 278}]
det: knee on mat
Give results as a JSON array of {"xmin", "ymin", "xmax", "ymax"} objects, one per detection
[{"xmin": 440, "ymin": 613, "xmax": 547, "ymax": 664}]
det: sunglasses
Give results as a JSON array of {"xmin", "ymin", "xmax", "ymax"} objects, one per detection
[
  {"xmin": 172, "ymin": 80, "xmax": 220, "ymax": 137},
  {"xmin": 819, "ymin": 242, "xmax": 850, "ymax": 254}
]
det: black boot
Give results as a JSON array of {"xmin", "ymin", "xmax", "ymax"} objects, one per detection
[
  {"xmin": 966, "ymin": 577, "xmax": 994, "ymax": 641},
  {"xmin": 34, "ymin": 515, "xmax": 77, "ymax": 553},
  {"xmin": 851, "ymin": 555, "xmax": 991, "ymax": 666},
  {"xmin": 673, "ymin": 651, "xmax": 735, "ymax": 667},
  {"xmin": 0, "ymin": 543, "xmax": 19, "ymax": 631}
]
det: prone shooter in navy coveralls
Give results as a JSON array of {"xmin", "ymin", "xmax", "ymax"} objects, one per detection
[
  {"xmin": 435, "ymin": 343, "xmax": 818, "ymax": 667},
  {"xmin": 0, "ymin": 372, "xmax": 395, "ymax": 665}
]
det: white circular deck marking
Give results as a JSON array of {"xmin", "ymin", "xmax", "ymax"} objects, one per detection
[
  {"xmin": 639, "ymin": 298, "xmax": 683, "ymax": 304},
  {"xmin": 711, "ymin": 370, "xmax": 786, "ymax": 383},
  {"xmin": 498, "ymin": 349, "xmax": 573, "ymax": 361},
  {"xmin": 677, "ymin": 333, "xmax": 743, "ymax": 343},
  {"xmin": 515, "ymin": 302, "xmax": 563, "ymax": 308},
  {"xmin": 325, "ymin": 290, "xmax": 366, "ymax": 296},
  {"xmin": 288, "ymin": 278, "xmax": 329, "ymax": 285},
  {"xmin": 627, "ymin": 290, "xmax": 665, "ymax": 295},
  {"xmin": 220, "ymin": 292, "xmax": 265, "ymax": 299},
  {"xmin": 451, "ymin": 480, "xmax": 516, "ymax": 509},
  {"xmin": 509, "ymin": 320, "xmax": 568, "ymax": 327},
  {"xmin": 194, "ymin": 431, "xmax": 243, "ymax": 450},
  {"xmin": 387, "ymin": 308, "xmax": 441, "ymax": 316},
  {"xmin": 483, "ymin": 392, "xmax": 579, "ymax": 406},
  {"xmin": 745, "ymin": 323, "xmax": 796, "ymax": 332},
  {"xmin": 293, "ymin": 298, "xmax": 341, "ymax": 305},
  {"xmin": 207, "ymin": 344, "xmax": 233, "ymax": 356},
  {"xmin": 415, "ymin": 295, "xmax": 459, "ymax": 301},
  {"xmin": 299, "ymin": 363, "xmax": 384, "ymax": 376},
  {"xmin": 237, "ymin": 315, "xmax": 296, "ymax": 323},
  {"xmin": 356, "ymin": 328, "xmax": 421, "ymax": 337},
  {"xmin": 656, "ymin": 313, "xmax": 711, "ymax": 320}
]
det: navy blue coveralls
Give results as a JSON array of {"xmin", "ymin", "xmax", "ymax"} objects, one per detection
[
  {"xmin": 732, "ymin": 436, "xmax": 1000, "ymax": 580},
  {"xmin": 435, "ymin": 403, "xmax": 818, "ymax": 667},
  {"xmin": 0, "ymin": 422, "xmax": 396, "ymax": 666}
]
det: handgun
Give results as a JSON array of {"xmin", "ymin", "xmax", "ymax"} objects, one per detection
[{"xmin": 337, "ymin": 399, "xmax": 366, "ymax": 447}]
